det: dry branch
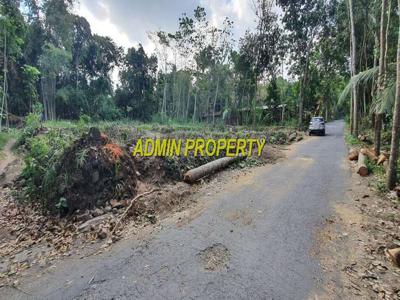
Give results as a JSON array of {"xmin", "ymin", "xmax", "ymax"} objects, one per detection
[{"xmin": 112, "ymin": 189, "xmax": 159, "ymax": 234}]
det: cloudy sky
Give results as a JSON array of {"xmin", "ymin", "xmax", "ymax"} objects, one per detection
[{"xmin": 75, "ymin": 0, "xmax": 257, "ymax": 53}]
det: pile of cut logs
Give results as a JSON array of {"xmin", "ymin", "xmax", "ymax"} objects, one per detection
[{"xmin": 348, "ymin": 148, "xmax": 389, "ymax": 177}]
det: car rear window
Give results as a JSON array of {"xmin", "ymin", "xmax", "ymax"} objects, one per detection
[{"xmin": 312, "ymin": 118, "xmax": 324, "ymax": 122}]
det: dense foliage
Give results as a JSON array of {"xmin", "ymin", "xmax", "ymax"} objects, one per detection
[{"xmin": 0, "ymin": 0, "xmax": 352, "ymax": 127}]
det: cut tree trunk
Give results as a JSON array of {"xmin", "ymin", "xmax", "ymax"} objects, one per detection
[
  {"xmin": 383, "ymin": 159, "xmax": 389, "ymax": 171},
  {"xmin": 377, "ymin": 153, "xmax": 388, "ymax": 165},
  {"xmin": 183, "ymin": 156, "xmax": 245, "ymax": 183},
  {"xmin": 387, "ymin": 248, "xmax": 400, "ymax": 267},
  {"xmin": 360, "ymin": 148, "xmax": 378, "ymax": 162},
  {"xmin": 357, "ymin": 152, "xmax": 369, "ymax": 176},
  {"xmin": 358, "ymin": 134, "xmax": 371, "ymax": 143},
  {"xmin": 348, "ymin": 148, "xmax": 359, "ymax": 161}
]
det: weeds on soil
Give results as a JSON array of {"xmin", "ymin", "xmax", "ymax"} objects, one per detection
[{"xmin": 21, "ymin": 128, "xmax": 75, "ymax": 208}]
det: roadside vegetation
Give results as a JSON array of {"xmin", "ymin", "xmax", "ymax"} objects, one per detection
[
  {"xmin": 0, "ymin": 132, "xmax": 10, "ymax": 152},
  {"xmin": 17, "ymin": 114, "xmax": 298, "ymax": 211}
]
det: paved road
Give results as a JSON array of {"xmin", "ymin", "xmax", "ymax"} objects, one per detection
[{"xmin": 4, "ymin": 121, "xmax": 349, "ymax": 300}]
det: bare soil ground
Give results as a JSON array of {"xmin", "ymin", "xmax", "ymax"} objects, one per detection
[{"xmin": 316, "ymin": 160, "xmax": 400, "ymax": 299}]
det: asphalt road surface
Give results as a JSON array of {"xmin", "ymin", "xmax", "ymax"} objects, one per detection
[{"xmin": 3, "ymin": 120, "xmax": 349, "ymax": 300}]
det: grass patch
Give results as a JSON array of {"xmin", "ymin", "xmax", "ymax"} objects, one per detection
[
  {"xmin": 40, "ymin": 119, "xmax": 298, "ymax": 147},
  {"xmin": 0, "ymin": 130, "xmax": 20, "ymax": 159},
  {"xmin": 375, "ymin": 179, "xmax": 388, "ymax": 195},
  {"xmin": 0, "ymin": 132, "xmax": 10, "ymax": 152},
  {"xmin": 43, "ymin": 118, "xmax": 298, "ymax": 133},
  {"xmin": 365, "ymin": 157, "xmax": 385, "ymax": 176},
  {"xmin": 365, "ymin": 157, "xmax": 390, "ymax": 195},
  {"xmin": 368, "ymin": 161, "xmax": 388, "ymax": 194},
  {"xmin": 345, "ymin": 132, "xmax": 362, "ymax": 146},
  {"xmin": 0, "ymin": 129, "xmax": 19, "ymax": 151}
]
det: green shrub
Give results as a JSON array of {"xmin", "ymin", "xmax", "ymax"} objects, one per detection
[
  {"xmin": 365, "ymin": 157, "xmax": 384, "ymax": 175},
  {"xmin": 97, "ymin": 95, "xmax": 121, "ymax": 121},
  {"xmin": 375, "ymin": 179, "xmax": 388, "ymax": 195},
  {"xmin": 345, "ymin": 133, "xmax": 361, "ymax": 146},
  {"xmin": 381, "ymin": 131, "xmax": 392, "ymax": 145},
  {"xmin": 17, "ymin": 111, "xmax": 42, "ymax": 146},
  {"xmin": 364, "ymin": 158, "xmax": 388, "ymax": 194},
  {"xmin": 22, "ymin": 130, "xmax": 73, "ymax": 207},
  {"xmin": 77, "ymin": 114, "xmax": 91, "ymax": 128}
]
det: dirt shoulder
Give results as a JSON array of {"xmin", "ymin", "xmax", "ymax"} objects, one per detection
[
  {"xmin": 317, "ymin": 160, "xmax": 400, "ymax": 299},
  {"xmin": 0, "ymin": 139, "xmax": 21, "ymax": 187}
]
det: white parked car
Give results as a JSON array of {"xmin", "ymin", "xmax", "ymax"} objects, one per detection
[{"xmin": 309, "ymin": 117, "xmax": 325, "ymax": 136}]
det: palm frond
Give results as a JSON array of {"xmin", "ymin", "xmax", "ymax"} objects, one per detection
[
  {"xmin": 374, "ymin": 81, "xmax": 396, "ymax": 114},
  {"xmin": 338, "ymin": 67, "xmax": 379, "ymax": 106},
  {"xmin": 338, "ymin": 63, "xmax": 397, "ymax": 108}
]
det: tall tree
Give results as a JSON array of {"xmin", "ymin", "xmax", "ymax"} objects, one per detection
[
  {"xmin": 250, "ymin": 0, "xmax": 282, "ymax": 125},
  {"xmin": 278, "ymin": 0, "xmax": 326, "ymax": 126},
  {"xmin": 0, "ymin": 0, "xmax": 27, "ymax": 128},
  {"xmin": 348, "ymin": 0, "xmax": 358, "ymax": 136},
  {"xmin": 387, "ymin": 0, "xmax": 400, "ymax": 189},
  {"xmin": 374, "ymin": 0, "xmax": 389, "ymax": 156},
  {"xmin": 39, "ymin": 43, "xmax": 71, "ymax": 120},
  {"xmin": 115, "ymin": 45, "xmax": 157, "ymax": 120}
]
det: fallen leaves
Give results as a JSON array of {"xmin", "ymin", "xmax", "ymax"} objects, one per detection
[{"xmin": 0, "ymin": 187, "xmax": 141, "ymax": 287}]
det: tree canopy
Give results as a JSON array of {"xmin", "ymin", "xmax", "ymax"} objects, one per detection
[{"xmin": 0, "ymin": 0, "xmax": 396, "ymax": 129}]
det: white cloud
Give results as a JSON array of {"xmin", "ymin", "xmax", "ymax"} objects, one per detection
[
  {"xmin": 76, "ymin": 0, "xmax": 257, "ymax": 53},
  {"xmin": 200, "ymin": 0, "xmax": 256, "ymax": 42},
  {"xmin": 73, "ymin": 1, "xmax": 290, "ymax": 83},
  {"xmin": 76, "ymin": 2, "xmax": 133, "ymax": 50}
]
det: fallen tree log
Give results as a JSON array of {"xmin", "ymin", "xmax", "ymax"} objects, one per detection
[
  {"xmin": 348, "ymin": 148, "xmax": 359, "ymax": 161},
  {"xmin": 357, "ymin": 152, "xmax": 369, "ymax": 177},
  {"xmin": 377, "ymin": 154, "xmax": 387, "ymax": 165},
  {"xmin": 381, "ymin": 150, "xmax": 390, "ymax": 157},
  {"xmin": 358, "ymin": 134, "xmax": 372, "ymax": 144},
  {"xmin": 383, "ymin": 160, "xmax": 389, "ymax": 171},
  {"xmin": 387, "ymin": 248, "xmax": 400, "ymax": 268},
  {"xmin": 360, "ymin": 148, "xmax": 378, "ymax": 163},
  {"xmin": 183, "ymin": 156, "xmax": 245, "ymax": 183}
]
